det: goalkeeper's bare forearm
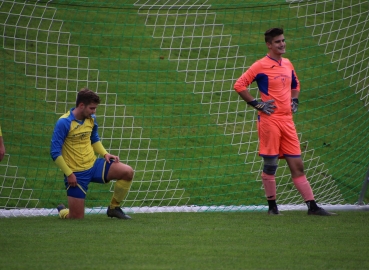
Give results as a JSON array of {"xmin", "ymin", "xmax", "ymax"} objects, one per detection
[{"xmin": 237, "ymin": 89, "xmax": 256, "ymax": 103}]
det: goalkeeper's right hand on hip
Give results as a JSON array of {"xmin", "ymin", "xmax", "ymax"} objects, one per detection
[{"xmin": 247, "ymin": 99, "xmax": 276, "ymax": 115}]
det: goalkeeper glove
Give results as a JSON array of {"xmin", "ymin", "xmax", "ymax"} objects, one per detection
[
  {"xmin": 247, "ymin": 99, "xmax": 276, "ymax": 115},
  {"xmin": 291, "ymin": 98, "xmax": 299, "ymax": 114}
]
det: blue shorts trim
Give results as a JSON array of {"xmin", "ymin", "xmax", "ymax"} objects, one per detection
[
  {"xmin": 259, "ymin": 154, "xmax": 279, "ymax": 158},
  {"xmin": 283, "ymin": 154, "xmax": 301, "ymax": 158},
  {"xmin": 65, "ymin": 158, "xmax": 113, "ymax": 199}
]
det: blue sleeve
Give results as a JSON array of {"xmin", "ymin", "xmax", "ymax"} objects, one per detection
[
  {"xmin": 90, "ymin": 114, "xmax": 101, "ymax": 144},
  {"xmin": 291, "ymin": 70, "xmax": 298, "ymax": 90},
  {"xmin": 50, "ymin": 118, "xmax": 70, "ymax": 161},
  {"xmin": 254, "ymin": 73, "xmax": 269, "ymax": 95}
]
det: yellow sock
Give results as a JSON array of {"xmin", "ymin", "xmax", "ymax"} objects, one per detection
[
  {"xmin": 110, "ymin": 180, "xmax": 132, "ymax": 209},
  {"xmin": 59, "ymin": 209, "xmax": 69, "ymax": 219}
]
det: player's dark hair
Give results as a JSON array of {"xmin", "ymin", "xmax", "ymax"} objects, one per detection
[
  {"xmin": 264, "ymin": 28, "xmax": 284, "ymax": 43},
  {"xmin": 76, "ymin": 88, "xmax": 101, "ymax": 107}
]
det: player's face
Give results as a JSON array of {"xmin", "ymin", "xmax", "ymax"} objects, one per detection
[
  {"xmin": 82, "ymin": 103, "xmax": 98, "ymax": 119},
  {"xmin": 267, "ymin": 34, "xmax": 286, "ymax": 56}
]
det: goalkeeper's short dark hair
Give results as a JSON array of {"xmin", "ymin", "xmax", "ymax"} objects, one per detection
[
  {"xmin": 264, "ymin": 28, "xmax": 284, "ymax": 43},
  {"xmin": 76, "ymin": 88, "xmax": 101, "ymax": 107}
]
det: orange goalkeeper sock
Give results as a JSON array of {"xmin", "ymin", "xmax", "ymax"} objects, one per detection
[
  {"xmin": 262, "ymin": 172, "xmax": 276, "ymax": 200},
  {"xmin": 293, "ymin": 175, "xmax": 315, "ymax": 201}
]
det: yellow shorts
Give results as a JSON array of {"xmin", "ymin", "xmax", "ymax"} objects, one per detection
[{"xmin": 257, "ymin": 115, "xmax": 301, "ymax": 158}]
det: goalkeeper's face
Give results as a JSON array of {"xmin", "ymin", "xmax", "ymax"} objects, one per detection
[
  {"xmin": 82, "ymin": 103, "xmax": 98, "ymax": 119},
  {"xmin": 267, "ymin": 34, "xmax": 286, "ymax": 56}
]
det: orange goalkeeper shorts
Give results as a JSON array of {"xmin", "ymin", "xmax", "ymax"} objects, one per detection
[{"xmin": 257, "ymin": 115, "xmax": 301, "ymax": 158}]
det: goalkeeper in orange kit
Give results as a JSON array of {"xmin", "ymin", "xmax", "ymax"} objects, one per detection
[{"xmin": 234, "ymin": 28, "xmax": 336, "ymax": 216}]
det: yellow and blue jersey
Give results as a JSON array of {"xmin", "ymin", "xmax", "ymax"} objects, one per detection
[{"xmin": 50, "ymin": 108, "xmax": 101, "ymax": 172}]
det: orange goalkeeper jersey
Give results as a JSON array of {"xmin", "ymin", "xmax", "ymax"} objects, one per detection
[{"xmin": 234, "ymin": 54, "xmax": 300, "ymax": 118}]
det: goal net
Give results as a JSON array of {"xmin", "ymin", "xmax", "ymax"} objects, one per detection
[{"xmin": 0, "ymin": 0, "xmax": 368, "ymax": 217}]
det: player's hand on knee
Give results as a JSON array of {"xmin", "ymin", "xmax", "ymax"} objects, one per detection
[
  {"xmin": 247, "ymin": 99, "xmax": 276, "ymax": 115},
  {"xmin": 104, "ymin": 153, "xmax": 119, "ymax": 163},
  {"xmin": 291, "ymin": 98, "xmax": 299, "ymax": 113}
]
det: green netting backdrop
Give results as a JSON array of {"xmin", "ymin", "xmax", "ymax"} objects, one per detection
[{"xmin": 0, "ymin": 0, "xmax": 368, "ymax": 216}]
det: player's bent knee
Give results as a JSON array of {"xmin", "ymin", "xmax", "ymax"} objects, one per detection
[
  {"xmin": 108, "ymin": 162, "xmax": 134, "ymax": 181},
  {"xmin": 119, "ymin": 163, "xmax": 134, "ymax": 181},
  {"xmin": 125, "ymin": 165, "xmax": 134, "ymax": 181}
]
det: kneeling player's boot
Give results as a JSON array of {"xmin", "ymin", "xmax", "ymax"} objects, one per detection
[
  {"xmin": 268, "ymin": 206, "xmax": 282, "ymax": 215},
  {"xmin": 107, "ymin": 206, "xmax": 131, "ymax": 219},
  {"xmin": 56, "ymin": 204, "xmax": 69, "ymax": 219},
  {"xmin": 308, "ymin": 207, "xmax": 337, "ymax": 216}
]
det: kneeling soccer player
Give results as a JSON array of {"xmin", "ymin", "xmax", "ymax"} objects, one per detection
[{"xmin": 50, "ymin": 88, "xmax": 134, "ymax": 219}]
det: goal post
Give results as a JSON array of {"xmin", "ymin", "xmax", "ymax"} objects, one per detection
[
  {"xmin": 358, "ymin": 166, "xmax": 369, "ymax": 205},
  {"xmin": 0, "ymin": 0, "xmax": 368, "ymax": 217}
]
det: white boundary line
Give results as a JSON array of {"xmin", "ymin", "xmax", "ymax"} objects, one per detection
[{"xmin": 1, "ymin": 204, "xmax": 368, "ymax": 218}]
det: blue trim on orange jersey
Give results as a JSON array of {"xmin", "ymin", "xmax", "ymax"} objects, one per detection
[
  {"xmin": 266, "ymin": 55, "xmax": 282, "ymax": 66},
  {"xmin": 254, "ymin": 73, "xmax": 269, "ymax": 95},
  {"xmin": 291, "ymin": 70, "xmax": 298, "ymax": 90}
]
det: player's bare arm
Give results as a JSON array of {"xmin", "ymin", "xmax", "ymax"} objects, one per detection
[
  {"xmin": 291, "ymin": 89, "xmax": 299, "ymax": 99},
  {"xmin": 237, "ymin": 89, "xmax": 256, "ymax": 103}
]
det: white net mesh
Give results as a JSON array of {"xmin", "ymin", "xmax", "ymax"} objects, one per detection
[{"xmin": 1, "ymin": 0, "xmax": 368, "ymax": 217}]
